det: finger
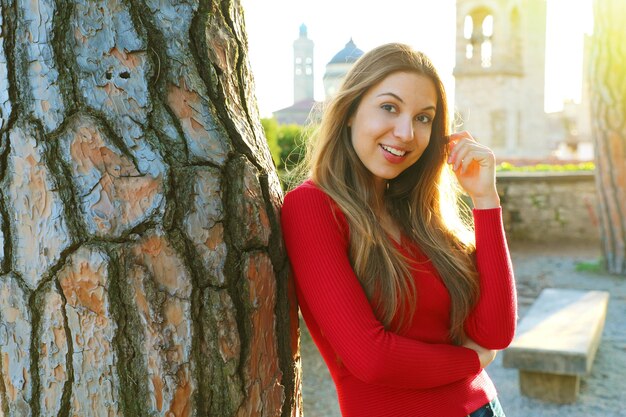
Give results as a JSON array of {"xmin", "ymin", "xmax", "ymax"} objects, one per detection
[
  {"xmin": 458, "ymin": 148, "xmax": 493, "ymax": 173},
  {"xmin": 451, "ymin": 144, "xmax": 477, "ymax": 171},
  {"xmin": 460, "ymin": 154, "xmax": 479, "ymax": 174},
  {"xmin": 448, "ymin": 139, "xmax": 469, "ymax": 165},
  {"xmin": 447, "ymin": 133, "xmax": 466, "ymax": 156},
  {"xmin": 448, "ymin": 135, "xmax": 479, "ymax": 160},
  {"xmin": 456, "ymin": 142, "xmax": 492, "ymax": 162},
  {"xmin": 449, "ymin": 131, "xmax": 476, "ymax": 145}
]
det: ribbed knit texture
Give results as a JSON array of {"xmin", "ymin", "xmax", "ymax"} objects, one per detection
[{"xmin": 281, "ymin": 180, "xmax": 517, "ymax": 417}]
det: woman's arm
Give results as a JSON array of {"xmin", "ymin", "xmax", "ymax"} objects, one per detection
[
  {"xmin": 463, "ymin": 208, "xmax": 517, "ymax": 349},
  {"xmin": 281, "ymin": 184, "xmax": 482, "ymax": 389},
  {"xmin": 447, "ymin": 132, "xmax": 518, "ymax": 349}
]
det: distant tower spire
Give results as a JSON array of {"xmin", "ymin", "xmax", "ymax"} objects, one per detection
[{"xmin": 293, "ymin": 24, "xmax": 314, "ymax": 103}]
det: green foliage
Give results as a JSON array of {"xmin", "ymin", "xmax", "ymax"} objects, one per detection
[
  {"xmin": 261, "ymin": 118, "xmax": 310, "ymax": 185},
  {"xmin": 261, "ymin": 118, "xmax": 281, "ymax": 168},
  {"xmin": 276, "ymin": 124, "xmax": 307, "ymax": 171},
  {"xmin": 497, "ymin": 162, "xmax": 595, "ymax": 172},
  {"xmin": 575, "ymin": 259, "xmax": 606, "ymax": 274}
]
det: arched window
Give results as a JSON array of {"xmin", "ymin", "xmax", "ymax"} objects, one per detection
[
  {"xmin": 481, "ymin": 15, "xmax": 493, "ymax": 67},
  {"xmin": 482, "ymin": 15, "xmax": 494, "ymax": 37},
  {"xmin": 463, "ymin": 8, "xmax": 494, "ymax": 67},
  {"xmin": 464, "ymin": 16, "xmax": 474, "ymax": 59}
]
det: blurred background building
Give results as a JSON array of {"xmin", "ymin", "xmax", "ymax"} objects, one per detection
[
  {"xmin": 273, "ymin": 1, "xmax": 592, "ymax": 161},
  {"xmin": 454, "ymin": 0, "xmax": 592, "ymax": 161},
  {"xmin": 273, "ymin": 27, "xmax": 363, "ymax": 126}
]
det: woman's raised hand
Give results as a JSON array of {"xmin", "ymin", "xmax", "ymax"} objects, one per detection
[{"xmin": 447, "ymin": 131, "xmax": 500, "ymax": 209}]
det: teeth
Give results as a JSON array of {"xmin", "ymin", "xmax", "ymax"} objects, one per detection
[{"xmin": 381, "ymin": 145, "xmax": 406, "ymax": 156}]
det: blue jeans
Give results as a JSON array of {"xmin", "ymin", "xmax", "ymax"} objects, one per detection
[{"xmin": 467, "ymin": 397, "xmax": 506, "ymax": 417}]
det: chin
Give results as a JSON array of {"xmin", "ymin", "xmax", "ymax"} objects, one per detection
[{"xmin": 379, "ymin": 171, "xmax": 403, "ymax": 181}]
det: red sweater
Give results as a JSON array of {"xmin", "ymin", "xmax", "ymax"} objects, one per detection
[{"xmin": 281, "ymin": 180, "xmax": 517, "ymax": 417}]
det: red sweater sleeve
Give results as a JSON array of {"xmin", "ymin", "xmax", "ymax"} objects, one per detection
[
  {"xmin": 281, "ymin": 184, "xmax": 481, "ymax": 389},
  {"xmin": 463, "ymin": 208, "xmax": 517, "ymax": 349}
]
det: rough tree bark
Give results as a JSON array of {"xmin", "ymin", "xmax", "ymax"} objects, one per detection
[
  {"xmin": 589, "ymin": 0, "xmax": 626, "ymax": 275},
  {"xmin": 0, "ymin": 0, "xmax": 301, "ymax": 416}
]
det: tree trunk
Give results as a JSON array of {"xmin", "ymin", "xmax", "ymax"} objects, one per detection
[
  {"xmin": 0, "ymin": 1, "xmax": 301, "ymax": 416},
  {"xmin": 589, "ymin": 0, "xmax": 626, "ymax": 275}
]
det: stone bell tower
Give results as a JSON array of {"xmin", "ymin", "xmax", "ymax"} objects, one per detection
[
  {"xmin": 454, "ymin": 0, "xmax": 549, "ymax": 158},
  {"xmin": 293, "ymin": 23, "xmax": 314, "ymax": 104}
]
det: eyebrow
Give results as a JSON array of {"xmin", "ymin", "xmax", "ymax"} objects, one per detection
[{"xmin": 377, "ymin": 92, "xmax": 436, "ymax": 112}]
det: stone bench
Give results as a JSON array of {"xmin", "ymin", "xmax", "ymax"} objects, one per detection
[{"xmin": 502, "ymin": 288, "xmax": 609, "ymax": 403}]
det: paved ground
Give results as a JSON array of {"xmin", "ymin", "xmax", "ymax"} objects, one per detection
[{"xmin": 299, "ymin": 241, "xmax": 626, "ymax": 417}]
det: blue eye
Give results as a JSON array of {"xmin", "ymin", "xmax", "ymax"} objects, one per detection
[{"xmin": 381, "ymin": 104, "xmax": 396, "ymax": 113}]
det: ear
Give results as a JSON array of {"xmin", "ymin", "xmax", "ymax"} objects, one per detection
[{"xmin": 347, "ymin": 116, "xmax": 353, "ymax": 127}]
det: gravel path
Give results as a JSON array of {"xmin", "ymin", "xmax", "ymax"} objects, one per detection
[{"xmin": 299, "ymin": 242, "xmax": 626, "ymax": 417}]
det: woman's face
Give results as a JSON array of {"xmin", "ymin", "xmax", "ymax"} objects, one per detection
[{"xmin": 348, "ymin": 71, "xmax": 437, "ymax": 190}]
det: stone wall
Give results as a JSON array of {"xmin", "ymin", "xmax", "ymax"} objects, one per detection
[{"xmin": 495, "ymin": 171, "xmax": 600, "ymax": 244}]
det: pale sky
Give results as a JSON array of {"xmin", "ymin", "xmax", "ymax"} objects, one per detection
[{"xmin": 241, "ymin": 0, "xmax": 594, "ymax": 118}]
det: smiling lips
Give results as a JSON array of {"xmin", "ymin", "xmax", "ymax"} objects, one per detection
[{"xmin": 380, "ymin": 144, "xmax": 409, "ymax": 163}]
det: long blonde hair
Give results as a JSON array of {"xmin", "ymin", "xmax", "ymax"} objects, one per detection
[{"xmin": 303, "ymin": 43, "xmax": 479, "ymax": 344}]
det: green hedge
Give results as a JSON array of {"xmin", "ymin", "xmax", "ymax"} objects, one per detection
[{"xmin": 496, "ymin": 161, "xmax": 595, "ymax": 172}]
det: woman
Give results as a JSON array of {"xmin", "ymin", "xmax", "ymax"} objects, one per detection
[{"xmin": 280, "ymin": 43, "xmax": 516, "ymax": 417}]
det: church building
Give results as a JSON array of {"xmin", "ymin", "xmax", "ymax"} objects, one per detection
[
  {"xmin": 323, "ymin": 39, "xmax": 363, "ymax": 98},
  {"xmin": 273, "ymin": 26, "xmax": 363, "ymax": 125}
]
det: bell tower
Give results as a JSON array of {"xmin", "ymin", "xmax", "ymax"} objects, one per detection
[
  {"xmin": 293, "ymin": 24, "xmax": 314, "ymax": 104},
  {"xmin": 454, "ymin": 0, "xmax": 548, "ymax": 157}
]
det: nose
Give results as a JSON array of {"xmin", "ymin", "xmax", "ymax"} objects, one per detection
[{"xmin": 393, "ymin": 116, "xmax": 414, "ymax": 142}]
